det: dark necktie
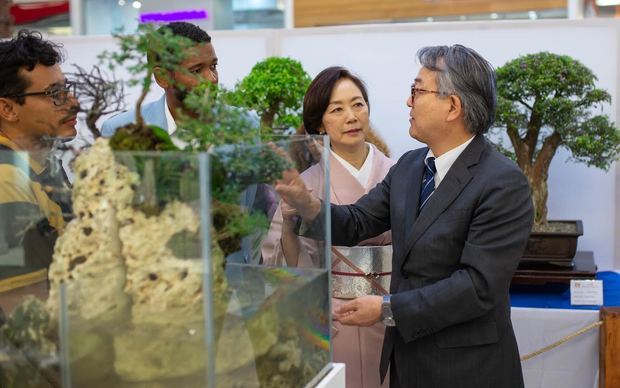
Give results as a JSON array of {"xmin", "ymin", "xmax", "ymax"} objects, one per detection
[{"xmin": 419, "ymin": 157, "xmax": 436, "ymax": 211}]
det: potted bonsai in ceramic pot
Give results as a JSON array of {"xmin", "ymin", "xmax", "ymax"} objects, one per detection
[{"xmin": 491, "ymin": 52, "xmax": 620, "ymax": 259}]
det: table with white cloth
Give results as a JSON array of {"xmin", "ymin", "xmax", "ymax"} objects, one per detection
[
  {"xmin": 510, "ymin": 271, "xmax": 620, "ymax": 388},
  {"xmin": 511, "ymin": 307, "xmax": 599, "ymax": 388}
]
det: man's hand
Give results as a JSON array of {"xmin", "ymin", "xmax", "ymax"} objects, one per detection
[
  {"xmin": 333, "ymin": 295, "xmax": 382, "ymax": 327},
  {"xmin": 274, "ymin": 166, "xmax": 321, "ymax": 223}
]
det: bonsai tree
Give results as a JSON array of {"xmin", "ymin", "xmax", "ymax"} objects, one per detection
[
  {"xmin": 67, "ymin": 64, "xmax": 125, "ymax": 139},
  {"xmin": 230, "ymin": 56, "xmax": 311, "ymax": 132},
  {"xmin": 491, "ymin": 52, "xmax": 620, "ymax": 228},
  {"xmin": 175, "ymin": 82, "xmax": 292, "ymax": 256},
  {"xmin": 98, "ymin": 23, "xmax": 195, "ymax": 150},
  {"xmin": 97, "ymin": 25, "xmax": 292, "ymax": 256}
]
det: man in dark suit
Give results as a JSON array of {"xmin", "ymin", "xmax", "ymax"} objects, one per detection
[{"xmin": 275, "ymin": 44, "xmax": 534, "ymax": 387}]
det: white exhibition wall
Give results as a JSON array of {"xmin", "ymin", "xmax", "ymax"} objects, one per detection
[{"xmin": 57, "ymin": 19, "xmax": 620, "ymax": 269}]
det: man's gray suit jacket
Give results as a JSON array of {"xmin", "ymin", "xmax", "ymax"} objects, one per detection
[
  {"xmin": 100, "ymin": 95, "xmax": 168, "ymax": 138},
  {"xmin": 326, "ymin": 135, "xmax": 533, "ymax": 388}
]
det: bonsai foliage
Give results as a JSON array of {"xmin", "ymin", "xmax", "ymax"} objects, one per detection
[
  {"xmin": 231, "ymin": 57, "xmax": 311, "ymax": 132},
  {"xmin": 176, "ymin": 82, "xmax": 291, "ymax": 256},
  {"xmin": 68, "ymin": 64, "xmax": 125, "ymax": 139},
  {"xmin": 0, "ymin": 298, "xmax": 57, "ymax": 387},
  {"xmin": 176, "ymin": 82, "xmax": 261, "ymax": 149},
  {"xmin": 492, "ymin": 52, "xmax": 620, "ymax": 226},
  {"xmin": 98, "ymin": 23, "xmax": 194, "ymax": 150}
]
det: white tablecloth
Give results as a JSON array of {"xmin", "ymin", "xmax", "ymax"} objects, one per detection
[{"xmin": 511, "ymin": 307, "xmax": 600, "ymax": 388}]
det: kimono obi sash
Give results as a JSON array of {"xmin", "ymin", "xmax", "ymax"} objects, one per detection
[{"xmin": 331, "ymin": 245, "xmax": 392, "ymax": 299}]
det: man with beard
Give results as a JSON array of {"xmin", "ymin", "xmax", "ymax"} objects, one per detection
[
  {"xmin": 101, "ymin": 21, "xmax": 218, "ymax": 139},
  {"xmin": 0, "ymin": 30, "xmax": 79, "ymax": 268}
]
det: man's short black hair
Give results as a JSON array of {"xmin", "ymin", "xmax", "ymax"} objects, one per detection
[
  {"xmin": 162, "ymin": 22, "xmax": 211, "ymax": 43},
  {"xmin": 147, "ymin": 22, "xmax": 211, "ymax": 67},
  {"xmin": 0, "ymin": 29, "xmax": 65, "ymax": 104}
]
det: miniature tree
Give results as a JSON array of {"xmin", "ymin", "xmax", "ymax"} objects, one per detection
[
  {"xmin": 100, "ymin": 25, "xmax": 292, "ymax": 257},
  {"xmin": 67, "ymin": 64, "xmax": 125, "ymax": 139},
  {"xmin": 230, "ymin": 57, "xmax": 311, "ymax": 132},
  {"xmin": 491, "ymin": 52, "xmax": 620, "ymax": 227},
  {"xmin": 98, "ymin": 23, "xmax": 195, "ymax": 150},
  {"xmin": 175, "ymin": 82, "xmax": 291, "ymax": 256}
]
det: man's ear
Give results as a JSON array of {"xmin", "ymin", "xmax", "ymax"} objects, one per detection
[
  {"xmin": 0, "ymin": 98, "xmax": 18, "ymax": 123},
  {"xmin": 446, "ymin": 95, "xmax": 462, "ymax": 122},
  {"xmin": 153, "ymin": 66, "xmax": 170, "ymax": 88}
]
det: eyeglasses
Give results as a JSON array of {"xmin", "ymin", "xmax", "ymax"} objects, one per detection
[
  {"xmin": 411, "ymin": 85, "xmax": 441, "ymax": 100},
  {"xmin": 5, "ymin": 82, "xmax": 76, "ymax": 106}
]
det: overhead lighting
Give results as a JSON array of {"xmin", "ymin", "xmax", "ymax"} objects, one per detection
[
  {"xmin": 118, "ymin": 0, "xmax": 125, "ymax": 5},
  {"xmin": 132, "ymin": 1, "xmax": 142, "ymax": 9},
  {"xmin": 595, "ymin": 0, "xmax": 620, "ymax": 5},
  {"xmin": 426, "ymin": 17, "xmax": 434, "ymax": 22},
  {"xmin": 528, "ymin": 11, "xmax": 538, "ymax": 20},
  {"xmin": 490, "ymin": 13, "xmax": 499, "ymax": 19}
]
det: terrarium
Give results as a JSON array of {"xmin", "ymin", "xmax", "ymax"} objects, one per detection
[{"xmin": 0, "ymin": 135, "xmax": 332, "ymax": 387}]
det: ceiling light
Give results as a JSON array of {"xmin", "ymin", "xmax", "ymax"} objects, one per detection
[
  {"xmin": 595, "ymin": 0, "xmax": 620, "ymax": 5},
  {"xmin": 132, "ymin": 1, "xmax": 142, "ymax": 9}
]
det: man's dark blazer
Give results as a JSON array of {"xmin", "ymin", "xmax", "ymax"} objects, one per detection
[{"xmin": 328, "ymin": 135, "xmax": 534, "ymax": 387}]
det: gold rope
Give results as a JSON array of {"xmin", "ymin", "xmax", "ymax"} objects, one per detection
[{"xmin": 520, "ymin": 320, "xmax": 603, "ymax": 361}]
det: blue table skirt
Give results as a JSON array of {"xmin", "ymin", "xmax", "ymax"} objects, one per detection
[{"xmin": 510, "ymin": 271, "xmax": 620, "ymax": 310}]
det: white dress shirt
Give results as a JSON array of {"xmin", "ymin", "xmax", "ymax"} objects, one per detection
[
  {"xmin": 164, "ymin": 96, "xmax": 190, "ymax": 149},
  {"xmin": 425, "ymin": 136, "xmax": 475, "ymax": 189},
  {"xmin": 164, "ymin": 96, "xmax": 178, "ymax": 136}
]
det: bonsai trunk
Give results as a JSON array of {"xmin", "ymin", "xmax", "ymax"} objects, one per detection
[
  {"xmin": 0, "ymin": 0, "xmax": 11, "ymax": 38},
  {"xmin": 260, "ymin": 106, "xmax": 277, "ymax": 130},
  {"xmin": 528, "ymin": 175, "xmax": 549, "ymax": 227},
  {"xmin": 511, "ymin": 128, "xmax": 562, "ymax": 228},
  {"xmin": 134, "ymin": 74, "xmax": 153, "ymax": 130},
  {"xmin": 134, "ymin": 90, "xmax": 147, "ymax": 129},
  {"xmin": 86, "ymin": 111, "xmax": 102, "ymax": 139}
]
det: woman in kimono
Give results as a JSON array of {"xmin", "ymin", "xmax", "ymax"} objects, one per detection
[{"xmin": 262, "ymin": 66, "xmax": 394, "ymax": 388}]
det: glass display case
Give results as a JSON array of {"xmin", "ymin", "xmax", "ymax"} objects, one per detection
[{"xmin": 0, "ymin": 135, "xmax": 332, "ymax": 387}]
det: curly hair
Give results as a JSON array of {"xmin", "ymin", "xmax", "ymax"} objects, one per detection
[{"xmin": 0, "ymin": 29, "xmax": 64, "ymax": 104}]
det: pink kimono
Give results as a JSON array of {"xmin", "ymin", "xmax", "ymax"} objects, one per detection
[{"xmin": 262, "ymin": 143, "xmax": 395, "ymax": 388}]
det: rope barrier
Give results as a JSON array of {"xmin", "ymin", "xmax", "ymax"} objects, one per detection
[{"xmin": 520, "ymin": 320, "xmax": 603, "ymax": 361}]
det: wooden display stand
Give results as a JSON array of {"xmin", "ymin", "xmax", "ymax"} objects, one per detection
[
  {"xmin": 512, "ymin": 251, "xmax": 597, "ymax": 285},
  {"xmin": 600, "ymin": 307, "xmax": 620, "ymax": 388}
]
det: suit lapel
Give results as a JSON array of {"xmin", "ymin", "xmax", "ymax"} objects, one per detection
[{"xmin": 403, "ymin": 135, "xmax": 486, "ymax": 258}]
